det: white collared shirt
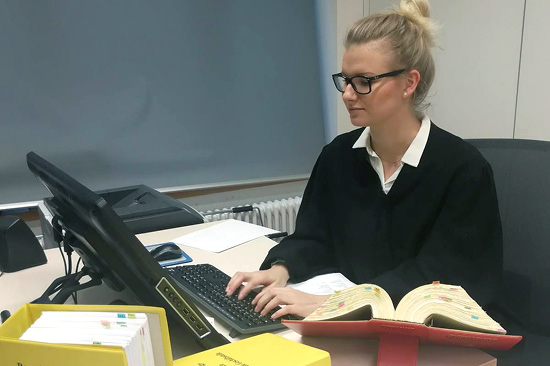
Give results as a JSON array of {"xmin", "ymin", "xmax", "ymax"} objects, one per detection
[{"xmin": 352, "ymin": 115, "xmax": 431, "ymax": 194}]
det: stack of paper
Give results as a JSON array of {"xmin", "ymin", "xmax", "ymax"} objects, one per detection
[
  {"xmin": 173, "ymin": 219, "xmax": 278, "ymax": 253},
  {"xmin": 20, "ymin": 311, "xmax": 154, "ymax": 366}
]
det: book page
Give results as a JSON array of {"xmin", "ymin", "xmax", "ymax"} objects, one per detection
[
  {"xmin": 395, "ymin": 283, "xmax": 506, "ymax": 334},
  {"xmin": 304, "ymin": 284, "xmax": 395, "ymax": 321}
]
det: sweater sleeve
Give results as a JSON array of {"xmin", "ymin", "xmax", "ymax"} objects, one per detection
[
  {"xmin": 260, "ymin": 147, "xmax": 337, "ymax": 281},
  {"xmin": 372, "ymin": 157, "xmax": 503, "ymax": 306}
]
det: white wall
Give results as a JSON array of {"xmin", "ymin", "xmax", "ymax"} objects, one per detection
[{"xmin": 324, "ymin": 0, "xmax": 535, "ymax": 140}]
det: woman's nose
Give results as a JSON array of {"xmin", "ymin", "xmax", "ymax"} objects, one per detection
[{"xmin": 342, "ymin": 83, "xmax": 357, "ymax": 101}]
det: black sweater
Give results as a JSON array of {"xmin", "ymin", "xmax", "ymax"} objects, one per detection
[{"xmin": 261, "ymin": 123, "xmax": 503, "ymax": 306}]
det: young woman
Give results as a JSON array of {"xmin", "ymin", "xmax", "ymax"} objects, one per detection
[{"xmin": 227, "ymin": 0, "xmax": 502, "ymax": 319}]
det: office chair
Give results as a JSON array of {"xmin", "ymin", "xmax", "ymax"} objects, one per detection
[{"xmin": 467, "ymin": 138, "xmax": 550, "ymax": 364}]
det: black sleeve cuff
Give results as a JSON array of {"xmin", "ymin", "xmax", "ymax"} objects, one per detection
[{"xmin": 270, "ymin": 259, "xmax": 287, "ymax": 268}]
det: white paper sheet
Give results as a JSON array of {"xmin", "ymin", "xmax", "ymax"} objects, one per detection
[
  {"xmin": 172, "ymin": 219, "xmax": 278, "ymax": 253},
  {"xmin": 287, "ymin": 273, "xmax": 356, "ymax": 295}
]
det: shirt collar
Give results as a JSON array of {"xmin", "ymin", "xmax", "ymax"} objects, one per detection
[{"xmin": 352, "ymin": 115, "xmax": 431, "ymax": 168}]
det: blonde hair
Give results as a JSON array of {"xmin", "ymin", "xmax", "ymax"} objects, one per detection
[{"xmin": 345, "ymin": 0, "xmax": 438, "ymax": 118}]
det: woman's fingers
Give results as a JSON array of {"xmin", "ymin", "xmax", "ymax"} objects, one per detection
[
  {"xmin": 271, "ymin": 305, "xmax": 293, "ymax": 319},
  {"xmin": 260, "ymin": 292, "xmax": 287, "ymax": 316},
  {"xmin": 254, "ymin": 287, "xmax": 297, "ymax": 315},
  {"xmin": 253, "ymin": 288, "xmax": 330, "ymax": 318},
  {"xmin": 226, "ymin": 266, "xmax": 290, "ymax": 299},
  {"xmin": 238, "ymin": 280, "xmax": 261, "ymax": 300},
  {"xmin": 226, "ymin": 271, "xmax": 252, "ymax": 296}
]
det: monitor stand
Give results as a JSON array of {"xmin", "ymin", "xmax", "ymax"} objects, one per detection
[
  {"xmin": 32, "ymin": 266, "xmax": 102, "ymax": 304},
  {"xmin": 32, "ymin": 216, "xmax": 104, "ymax": 305}
]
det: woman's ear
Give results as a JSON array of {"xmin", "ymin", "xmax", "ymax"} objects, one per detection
[{"xmin": 403, "ymin": 69, "xmax": 421, "ymax": 97}]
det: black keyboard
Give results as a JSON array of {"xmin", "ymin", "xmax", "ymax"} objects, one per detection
[{"xmin": 166, "ymin": 263, "xmax": 295, "ymax": 337}]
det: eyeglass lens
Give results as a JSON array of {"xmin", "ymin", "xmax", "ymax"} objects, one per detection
[{"xmin": 333, "ymin": 75, "xmax": 371, "ymax": 94}]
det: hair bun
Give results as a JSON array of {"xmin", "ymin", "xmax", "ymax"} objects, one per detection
[
  {"xmin": 394, "ymin": 0, "xmax": 437, "ymax": 47},
  {"xmin": 399, "ymin": 0, "xmax": 431, "ymax": 19}
]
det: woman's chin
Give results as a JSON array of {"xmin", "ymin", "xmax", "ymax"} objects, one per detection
[{"xmin": 349, "ymin": 118, "xmax": 371, "ymax": 128}]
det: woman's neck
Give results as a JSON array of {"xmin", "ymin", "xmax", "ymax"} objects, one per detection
[{"xmin": 369, "ymin": 113, "xmax": 422, "ymax": 163}]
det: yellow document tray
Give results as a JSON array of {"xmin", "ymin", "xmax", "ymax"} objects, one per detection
[{"xmin": 0, "ymin": 303, "xmax": 173, "ymax": 366}]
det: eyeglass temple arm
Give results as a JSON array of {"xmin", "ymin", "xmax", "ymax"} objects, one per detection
[{"xmin": 370, "ymin": 69, "xmax": 406, "ymax": 81}]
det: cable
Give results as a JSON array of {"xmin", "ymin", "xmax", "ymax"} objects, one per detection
[
  {"xmin": 266, "ymin": 232, "xmax": 288, "ymax": 239},
  {"xmin": 230, "ymin": 205, "xmax": 266, "ymax": 227},
  {"xmin": 52, "ymin": 216, "xmax": 69, "ymax": 276},
  {"xmin": 75, "ymin": 257, "xmax": 82, "ymax": 273},
  {"xmin": 229, "ymin": 205, "xmax": 253, "ymax": 213},
  {"xmin": 67, "ymin": 249, "xmax": 73, "ymax": 276},
  {"xmin": 52, "ymin": 215, "xmax": 82, "ymax": 303},
  {"xmin": 72, "ymin": 257, "xmax": 83, "ymax": 304},
  {"xmin": 252, "ymin": 206, "xmax": 264, "ymax": 227},
  {"xmin": 202, "ymin": 205, "xmax": 254, "ymax": 216},
  {"xmin": 201, "ymin": 204, "xmax": 265, "ymax": 227},
  {"xmin": 57, "ymin": 237, "xmax": 68, "ymax": 276}
]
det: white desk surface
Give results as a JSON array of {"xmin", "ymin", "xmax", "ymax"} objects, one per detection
[{"xmin": 0, "ymin": 221, "xmax": 496, "ymax": 366}]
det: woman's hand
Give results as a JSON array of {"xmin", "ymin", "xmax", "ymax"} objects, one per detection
[
  {"xmin": 226, "ymin": 264, "xmax": 290, "ymax": 300},
  {"xmin": 253, "ymin": 287, "xmax": 330, "ymax": 319},
  {"xmin": 226, "ymin": 265, "xmax": 329, "ymax": 318}
]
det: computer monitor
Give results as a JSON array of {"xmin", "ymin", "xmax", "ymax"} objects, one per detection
[
  {"xmin": 95, "ymin": 184, "xmax": 204, "ymax": 234},
  {"xmin": 27, "ymin": 151, "xmax": 228, "ymax": 349}
]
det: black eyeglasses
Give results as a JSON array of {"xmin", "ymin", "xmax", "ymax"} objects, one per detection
[{"xmin": 332, "ymin": 69, "xmax": 406, "ymax": 95}]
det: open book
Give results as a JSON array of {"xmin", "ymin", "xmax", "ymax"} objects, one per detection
[
  {"xmin": 283, "ymin": 282, "xmax": 522, "ymax": 363},
  {"xmin": 304, "ymin": 282, "xmax": 506, "ymax": 334}
]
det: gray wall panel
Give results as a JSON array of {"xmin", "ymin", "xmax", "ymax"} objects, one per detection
[{"xmin": 515, "ymin": 0, "xmax": 549, "ymax": 139}]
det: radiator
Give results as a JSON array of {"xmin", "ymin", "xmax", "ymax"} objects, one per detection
[{"xmin": 201, "ymin": 196, "xmax": 302, "ymax": 235}]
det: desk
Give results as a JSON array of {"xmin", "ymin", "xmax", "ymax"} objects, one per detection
[{"xmin": 0, "ymin": 222, "xmax": 497, "ymax": 365}]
